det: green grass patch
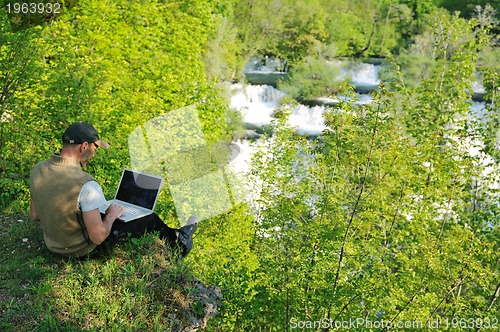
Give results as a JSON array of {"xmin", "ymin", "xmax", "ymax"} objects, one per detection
[{"xmin": 0, "ymin": 213, "xmax": 211, "ymax": 331}]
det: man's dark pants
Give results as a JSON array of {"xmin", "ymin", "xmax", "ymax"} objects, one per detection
[{"xmin": 93, "ymin": 213, "xmax": 178, "ymax": 256}]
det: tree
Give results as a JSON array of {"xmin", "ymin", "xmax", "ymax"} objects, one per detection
[
  {"xmin": 0, "ymin": 0, "xmax": 232, "ymax": 211},
  {"xmin": 438, "ymin": 0, "xmax": 500, "ymax": 20},
  {"xmin": 212, "ymin": 9, "xmax": 500, "ymax": 330},
  {"xmin": 277, "ymin": 56, "xmax": 344, "ymax": 101},
  {"xmin": 0, "ymin": 10, "xmax": 45, "ymax": 210}
]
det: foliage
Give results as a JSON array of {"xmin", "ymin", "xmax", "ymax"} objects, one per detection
[
  {"xmin": 438, "ymin": 0, "xmax": 500, "ymax": 21},
  {"xmin": 213, "ymin": 10, "xmax": 500, "ymax": 331},
  {"xmin": 3, "ymin": 0, "xmax": 78, "ymax": 31},
  {"xmin": 230, "ymin": 0, "xmax": 446, "ymax": 64},
  {"xmin": 0, "ymin": 9, "xmax": 46, "ymax": 211},
  {"xmin": 277, "ymin": 56, "xmax": 345, "ymax": 100},
  {"xmin": 228, "ymin": 0, "xmax": 497, "ymax": 64},
  {"xmin": 0, "ymin": 0, "xmax": 232, "ymax": 212},
  {"xmin": 190, "ymin": 205, "xmax": 260, "ymax": 331},
  {"xmin": 205, "ymin": 15, "xmax": 242, "ymax": 83}
]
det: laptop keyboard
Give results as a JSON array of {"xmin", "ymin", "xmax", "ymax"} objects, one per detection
[{"xmin": 117, "ymin": 203, "xmax": 142, "ymax": 215}]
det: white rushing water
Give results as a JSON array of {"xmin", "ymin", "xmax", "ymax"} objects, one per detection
[
  {"xmin": 227, "ymin": 62, "xmax": 495, "ymax": 215},
  {"xmin": 227, "ymin": 63, "xmax": 382, "ymax": 205},
  {"xmin": 344, "ymin": 62, "xmax": 381, "ymax": 91},
  {"xmin": 229, "ymin": 84, "xmax": 286, "ymax": 128},
  {"xmin": 230, "ymin": 84, "xmax": 372, "ymax": 137}
]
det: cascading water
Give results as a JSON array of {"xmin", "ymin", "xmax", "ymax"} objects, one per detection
[
  {"xmin": 230, "ymin": 84, "xmax": 286, "ymax": 128},
  {"xmin": 227, "ymin": 60, "xmax": 493, "ymax": 209},
  {"xmin": 289, "ymin": 105, "xmax": 327, "ymax": 137},
  {"xmin": 228, "ymin": 62, "xmax": 386, "ymax": 183},
  {"xmin": 227, "ymin": 62, "xmax": 382, "ymax": 207},
  {"xmin": 231, "ymin": 61, "xmax": 384, "ymax": 137},
  {"xmin": 230, "ymin": 83, "xmax": 331, "ymax": 137},
  {"xmin": 344, "ymin": 62, "xmax": 381, "ymax": 92}
]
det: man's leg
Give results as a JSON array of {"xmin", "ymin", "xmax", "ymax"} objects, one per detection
[
  {"xmin": 110, "ymin": 213, "xmax": 177, "ymax": 243},
  {"xmin": 108, "ymin": 213, "xmax": 198, "ymax": 257}
]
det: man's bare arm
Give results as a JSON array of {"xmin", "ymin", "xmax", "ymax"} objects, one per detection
[
  {"xmin": 30, "ymin": 198, "xmax": 40, "ymax": 221},
  {"xmin": 82, "ymin": 204, "xmax": 124, "ymax": 245}
]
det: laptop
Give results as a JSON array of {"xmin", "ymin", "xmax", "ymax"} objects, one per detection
[{"xmin": 99, "ymin": 169, "xmax": 164, "ymax": 222}]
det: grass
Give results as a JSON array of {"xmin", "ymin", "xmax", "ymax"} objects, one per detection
[{"xmin": 0, "ymin": 213, "xmax": 207, "ymax": 331}]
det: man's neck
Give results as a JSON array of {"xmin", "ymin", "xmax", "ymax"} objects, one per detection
[{"xmin": 59, "ymin": 147, "xmax": 82, "ymax": 164}]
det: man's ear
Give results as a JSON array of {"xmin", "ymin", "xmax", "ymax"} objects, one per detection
[{"xmin": 80, "ymin": 142, "xmax": 89, "ymax": 152}]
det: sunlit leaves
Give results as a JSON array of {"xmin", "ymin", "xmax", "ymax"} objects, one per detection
[{"xmin": 0, "ymin": 0, "xmax": 232, "ymax": 204}]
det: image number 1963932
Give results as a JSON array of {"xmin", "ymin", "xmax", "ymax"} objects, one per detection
[{"xmin": 5, "ymin": 2, "xmax": 61, "ymax": 14}]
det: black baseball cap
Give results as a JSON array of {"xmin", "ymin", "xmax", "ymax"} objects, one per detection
[{"xmin": 62, "ymin": 122, "xmax": 110, "ymax": 149}]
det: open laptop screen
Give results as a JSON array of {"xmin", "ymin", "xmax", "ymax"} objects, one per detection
[{"xmin": 115, "ymin": 169, "xmax": 163, "ymax": 210}]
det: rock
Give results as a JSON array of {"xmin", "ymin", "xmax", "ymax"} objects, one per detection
[{"xmin": 179, "ymin": 280, "xmax": 223, "ymax": 332}]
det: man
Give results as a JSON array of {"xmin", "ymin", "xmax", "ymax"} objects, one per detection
[{"xmin": 30, "ymin": 121, "xmax": 197, "ymax": 258}]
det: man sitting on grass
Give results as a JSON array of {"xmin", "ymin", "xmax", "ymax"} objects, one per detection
[{"xmin": 29, "ymin": 121, "xmax": 197, "ymax": 258}]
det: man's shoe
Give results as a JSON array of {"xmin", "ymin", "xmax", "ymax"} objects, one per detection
[
  {"xmin": 177, "ymin": 216, "xmax": 198, "ymax": 257},
  {"xmin": 185, "ymin": 215, "xmax": 199, "ymax": 226}
]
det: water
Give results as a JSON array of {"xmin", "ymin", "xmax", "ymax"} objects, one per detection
[
  {"xmin": 343, "ymin": 62, "xmax": 381, "ymax": 92},
  {"xmin": 230, "ymin": 62, "xmax": 489, "ymax": 139},
  {"xmin": 229, "ymin": 84, "xmax": 286, "ymax": 128},
  {"xmin": 229, "ymin": 84, "xmax": 376, "ymax": 137},
  {"xmin": 227, "ymin": 62, "xmax": 495, "ymax": 212}
]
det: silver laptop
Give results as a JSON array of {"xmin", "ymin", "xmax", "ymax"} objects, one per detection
[{"xmin": 99, "ymin": 169, "xmax": 164, "ymax": 222}]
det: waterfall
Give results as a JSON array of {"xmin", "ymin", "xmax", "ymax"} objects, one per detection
[
  {"xmin": 230, "ymin": 83, "xmax": 330, "ymax": 137},
  {"xmin": 229, "ymin": 84, "xmax": 378, "ymax": 138},
  {"xmin": 228, "ymin": 60, "xmax": 495, "ymax": 221},
  {"xmin": 345, "ymin": 62, "xmax": 381, "ymax": 91},
  {"xmin": 230, "ymin": 84, "xmax": 285, "ymax": 128},
  {"xmin": 289, "ymin": 105, "xmax": 327, "ymax": 137}
]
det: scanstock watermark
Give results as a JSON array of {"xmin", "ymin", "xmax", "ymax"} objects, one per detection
[
  {"xmin": 290, "ymin": 317, "xmax": 499, "ymax": 329},
  {"xmin": 128, "ymin": 105, "xmax": 244, "ymax": 226},
  {"xmin": 290, "ymin": 317, "xmax": 424, "ymax": 330}
]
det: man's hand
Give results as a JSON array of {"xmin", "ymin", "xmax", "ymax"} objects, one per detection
[
  {"xmin": 105, "ymin": 203, "xmax": 125, "ymax": 221},
  {"xmin": 83, "ymin": 204, "xmax": 125, "ymax": 245}
]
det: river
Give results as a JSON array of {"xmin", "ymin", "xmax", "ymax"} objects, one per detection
[{"xmin": 226, "ymin": 59, "xmax": 495, "ymax": 209}]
